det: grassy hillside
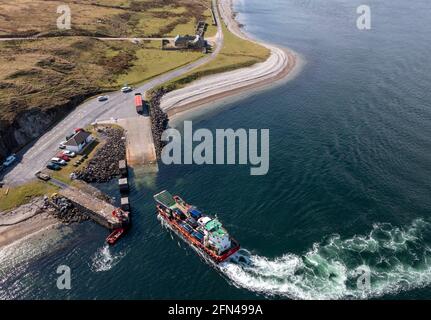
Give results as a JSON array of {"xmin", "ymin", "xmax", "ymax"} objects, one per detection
[
  {"xmin": 0, "ymin": 38, "xmax": 204, "ymax": 123},
  {"xmin": 0, "ymin": 0, "xmax": 213, "ymax": 162},
  {"xmin": 0, "ymin": 0, "xmax": 215, "ymax": 38},
  {"xmin": 0, "ymin": 0, "xmax": 214, "ymax": 122}
]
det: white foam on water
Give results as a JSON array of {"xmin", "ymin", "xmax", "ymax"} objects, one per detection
[
  {"xmin": 218, "ymin": 219, "xmax": 431, "ymax": 299},
  {"xmin": 90, "ymin": 244, "xmax": 127, "ymax": 272}
]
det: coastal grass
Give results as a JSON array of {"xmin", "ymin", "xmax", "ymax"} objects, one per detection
[
  {"xmin": 115, "ymin": 41, "xmax": 204, "ymax": 86},
  {"xmin": 167, "ymin": 7, "xmax": 218, "ymax": 37},
  {"xmin": 0, "ymin": 181, "xmax": 59, "ymax": 212},
  {"xmin": 0, "ymin": 37, "xmax": 130, "ymax": 122},
  {"xmin": 0, "ymin": 0, "xmax": 212, "ymax": 38},
  {"xmin": 0, "ymin": 37, "xmax": 205, "ymax": 123},
  {"xmin": 0, "ymin": 0, "xmax": 214, "ymax": 126},
  {"xmin": 151, "ymin": 22, "xmax": 270, "ymax": 94}
]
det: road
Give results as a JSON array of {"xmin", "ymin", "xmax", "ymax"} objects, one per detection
[{"xmin": 2, "ymin": 0, "xmax": 223, "ymax": 186}]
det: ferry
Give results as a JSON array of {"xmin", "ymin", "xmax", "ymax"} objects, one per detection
[{"xmin": 154, "ymin": 190, "xmax": 240, "ymax": 263}]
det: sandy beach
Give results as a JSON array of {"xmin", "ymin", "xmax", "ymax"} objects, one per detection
[
  {"xmin": 161, "ymin": 0, "xmax": 301, "ymax": 117},
  {"xmin": 0, "ymin": 198, "xmax": 59, "ymax": 248}
]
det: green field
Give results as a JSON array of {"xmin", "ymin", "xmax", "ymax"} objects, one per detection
[
  {"xmin": 115, "ymin": 41, "xmax": 204, "ymax": 86},
  {"xmin": 0, "ymin": 181, "xmax": 59, "ymax": 212},
  {"xmin": 152, "ymin": 22, "xmax": 270, "ymax": 94},
  {"xmin": 0, "ymin": 37, "xmax": 206, "ymax": 122},
  {"xmin": 0, "ymin": 0, "xmax": 214, "ymax": 38}
]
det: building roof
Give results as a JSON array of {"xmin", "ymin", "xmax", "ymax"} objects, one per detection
[
  {"xmin": 154, "ymin": 190, "xmax": 177, "ymax": 208},
  {"xmin": 204, "ymin": 218, "xmax": 226, "ymax": 237},
  {"xmin": 65, "ymin": 130, "xmax": 90, "ymax": 147}
]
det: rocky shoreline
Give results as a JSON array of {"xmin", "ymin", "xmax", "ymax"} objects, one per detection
[
  {"xmin": 74, "ymin": 126, "xmax": 126, "ymax": 183},
  {"xmin": 0, "ymin": 196, "xmax": 89, "ymax": 248},
  {"xmin": 45, "ymin": 194, "xmax": 89, "ymax": 224},
  {"xmin": 149, "ymin": 88, "xmax": 169, "ymax": 159}
]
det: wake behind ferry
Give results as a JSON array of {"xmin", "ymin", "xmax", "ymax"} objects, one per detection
[{"xmin": 154, "ymin": 190, "xmax": 240, "ymax": 263}]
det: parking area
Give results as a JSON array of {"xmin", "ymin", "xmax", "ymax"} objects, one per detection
[{"xmin": 37, "ymin": 128, "xmax": 100, "ymax": 184}]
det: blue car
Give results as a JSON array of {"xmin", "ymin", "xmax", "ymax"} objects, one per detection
[{"xmin": 46, "ymin": 162, "xmax": 61, "ymax": 171}]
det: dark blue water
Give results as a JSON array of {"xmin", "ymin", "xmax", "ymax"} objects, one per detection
[{"xmin": 1, "ymin": 0, "xmax": 431, "ymax": 299}]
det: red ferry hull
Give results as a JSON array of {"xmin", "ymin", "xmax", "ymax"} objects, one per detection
[{"xmin": 157, "ymin": 206, "xmax": 240, "ymax": 263}]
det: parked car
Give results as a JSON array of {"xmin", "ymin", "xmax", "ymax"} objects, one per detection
[
  {"xmin": 63, "ymin": 150, "xmax": 76, "ymax": 158},
  {"xmin": 35, "ymin": 171, "xmax": 51, "ymax": 181},
  {"xmin": 59, "ymin": 141, "xmax": 67, "ymax": 149},
  {"xmin": 121, "ymin": 86, "xmax": 132, "ymax": 93},
  {"xmin": 51, "ymin": 157, "xmax": 67, "ymax": 166},
  {"xmin": 57, "ymin": 153, "xmax": 70, "ymax": 161},
  {"xmin": 98, "ymin": 95, "xmax": 109, "ymax": 102},
  {"xmin": 2, "ymin": 154, "xmax": 16, "ymax": 167},
  {"xmin": 46, "ymin": 163, "xmax": 61, "ymax": 171}
]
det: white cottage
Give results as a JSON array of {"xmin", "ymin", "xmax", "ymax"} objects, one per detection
[{"xmin": 64, "ymin": 130, "xmax": 92, "ymax": 153}]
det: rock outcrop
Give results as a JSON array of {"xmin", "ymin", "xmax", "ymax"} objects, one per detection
[{"xmin": 74, "ymin": 127, "xmax": 126, "ymax": 183}]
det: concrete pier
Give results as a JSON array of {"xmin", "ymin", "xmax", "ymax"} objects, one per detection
[
  {"xmin": 119, "ymin": 117, "xmax": 157, "ymax": 168},
  {"xmin": 58, "ymin": 186, "xmax": 123, "ymax": 230},
  {"xmin": 97, "ymin": 118, "xmax": 158, "ymax": 171}
]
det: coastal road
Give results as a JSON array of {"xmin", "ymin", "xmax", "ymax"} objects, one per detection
[{"xmin": 2, "ymin": 0, "xmax": 223, "ymax": 186}]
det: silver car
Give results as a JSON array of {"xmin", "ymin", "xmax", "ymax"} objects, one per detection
[
  {"xmin": 98, "ymin": 95, "xmax": 109, "ymax": 102},
  {"xmin": 51, "ymin": 157, "xmax": 67, "ymax": 166}
]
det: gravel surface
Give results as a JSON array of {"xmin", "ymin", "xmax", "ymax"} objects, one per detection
[{"xmin": 74, "ymin": 127, "xmax": 126, "ymax": 183}]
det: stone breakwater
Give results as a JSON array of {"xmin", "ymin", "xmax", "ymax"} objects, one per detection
[
  {"xmin": 74, "ymin": 127, "xmax": 126, "ymax": 183},
  {"xmin": 45, "ymin": 195, "xmax": 89, "ymax": 224},
  {"xmin": 149, "ymin": 88, "xmax": 169, "ymax": 159}
]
